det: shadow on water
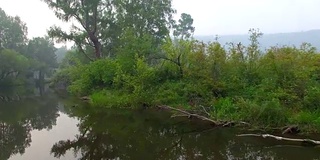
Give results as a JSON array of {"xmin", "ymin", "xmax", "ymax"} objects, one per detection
[
  {"xmin": 52, "ymin": 106, "xmax": 320, "ymax": 160},
  {"xmin": 0, "ymin": 85, "xmax": 60, "ymax": 160},
  {"xmin": 1, "ymin": 86, "xmax": 320, "ymax": 160}
]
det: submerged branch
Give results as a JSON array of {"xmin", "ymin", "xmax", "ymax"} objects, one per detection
[
  {"xmin": 237, "ymin": 134, "xmax": 320, "ymax": 146},
  {"xmin": 158, "ymin": 105, "xmax": 251, "ymax": 128},
  {"xmin": 171, "ymin": 114, "xmax": 189, "ymax": 118},
  {"xmin": 158, "ymin": 105, "xmax": 221, "ymax": 125}
]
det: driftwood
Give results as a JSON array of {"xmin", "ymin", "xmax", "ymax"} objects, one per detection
[
  {"xmin": 80, "ymin": 96, "xmax": 91, "ymax": 101},
  {"xmin": 282, "ymin": 125, "xmax": 300, "ymax": 134},
  {"xmin": 158, "ymin": 105, "xmax": 221, "ymax": 125},
  {"xmin": 158, "ymin": 105, "xmax": 251, "ymax": 127},
  {"xmin": 237, "ymin": 134, "xmax": 320, "ymax": 146}
]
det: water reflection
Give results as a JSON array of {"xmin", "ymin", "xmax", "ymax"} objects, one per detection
[
  {"xmin": 1, "ymin": 86, "xmax": 320, "ymax": 159},
  {"xmin": 0, "ymin": 85, "xmax": 59, "ymax": 159},
  {"xmin": 0, "ymin": 121, "xmax": 31, "ymax": 160},
  {"xmin": 51, "ymin": 106, "xmax": 320, "ymax": 160}
]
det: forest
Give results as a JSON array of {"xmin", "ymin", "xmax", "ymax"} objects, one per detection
[
  {"xmin": 0, "ymin": 7, "xmax": 58, "ymax": 86},
  {"xmin": 1, "ymin": 0, "xmax": 320, "ymax": 133}
]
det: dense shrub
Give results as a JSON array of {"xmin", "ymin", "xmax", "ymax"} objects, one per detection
[{"xmin": 52, "ymin": 32, "xmax": 320, "ymax": 131}]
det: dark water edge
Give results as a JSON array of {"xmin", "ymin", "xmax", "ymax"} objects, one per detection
[{"xmin": 0, "ymin": 86, "xmax": 320, "ymax": 160}]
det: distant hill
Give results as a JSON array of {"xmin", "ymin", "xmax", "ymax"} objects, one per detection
[{"xmin": 195, "ymin": 30, "xmax": 320, "ymax": 50}]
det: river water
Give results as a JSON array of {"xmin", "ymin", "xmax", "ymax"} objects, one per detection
[{"xmin": 0, "ymin": 86, "xmax": 320, "ymax": 160}]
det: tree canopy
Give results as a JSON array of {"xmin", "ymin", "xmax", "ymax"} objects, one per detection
[
  {"xmin": 0, "ymin": 8, "xmax": 28, "ymax": 52},
  {"xmin": 0, "ymin": 7, "xmax": 58, "ymax": 85},
  {"xmin": 42, "ymin": 0, "xmax": 176, "ymax": 59},
  {"xmin": 173, "ymin": 13, "xmax": 195, "ymax": 39}
]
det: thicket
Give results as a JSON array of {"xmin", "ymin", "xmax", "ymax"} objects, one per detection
[{"xmin": 52, "ymin": 29, "xmax": 320, "ymax": 132}]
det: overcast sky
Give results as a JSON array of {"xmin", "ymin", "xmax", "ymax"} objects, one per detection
[{"xmin": 1, "ymin": 0, "xmax": 320, "ymax": 39}]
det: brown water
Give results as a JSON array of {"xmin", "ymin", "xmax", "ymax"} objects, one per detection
[{"xmin": 1, "ymin": 86, "xmax": 320, "ymax": 160}]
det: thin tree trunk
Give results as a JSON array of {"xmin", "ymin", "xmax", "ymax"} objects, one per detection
[{"xmin": 89, "ymin": 32, "xmax": 102, "ymax": 59}]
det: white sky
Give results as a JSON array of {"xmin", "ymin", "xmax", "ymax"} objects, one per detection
[{"xmin": 0, "ymin": 0, "xmax": 320, "ymax": 39}]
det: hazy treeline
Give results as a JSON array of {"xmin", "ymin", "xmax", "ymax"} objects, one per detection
[{"xmin": 0, "ymin": 8, "xmax": 61, "ymax": 85}]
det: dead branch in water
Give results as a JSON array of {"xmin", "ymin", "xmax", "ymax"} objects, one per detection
[
  {"xmin": 237, "ymin": 134, "xmax": 320, "ymax": 146},
  {"xmin": 158, "ymin": 105, "xmax": 221, "ymax": 125},
  {"xmin": 158, "ymin": 105, "xmax": 251, "ymax": 127}
]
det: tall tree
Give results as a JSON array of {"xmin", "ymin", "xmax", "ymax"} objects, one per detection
[
  {"xmin": 115, "ymin": 0, "xmax": 175, "ymax": 41},
  {"xmin": 0, "ymin": 8, "xmax": 30, "ymax": 84},
  {"xmin": 173, "ymin": 13, "xmax": 195, "ymax": 39},
  {"xmin": 42, "ymin": 0, "xmax": 176, "ymax": 59},
  {"xmin": 42, "ymin": 0, "xmax": 104, "ymax": 59},
  {"xmin": 26, "ymin": 37, "xmax": 58, "ymax": 82},
  {"xmin": 0, "ymin": 8, "xmax": 28, "ymax": 52}
]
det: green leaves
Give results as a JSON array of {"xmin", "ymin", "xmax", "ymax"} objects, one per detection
[
  {"xmin": 0, "ymin": 8, "xmax": 27, "ymax": 51},
  {"xmin": 43, "ymin": 0, "xmax": 176, "ymax": 59},
  {"xmin": 27, "ymin": 37, "xmax": 58, "ymax": 69},
  {"xmin": 0, "ymin": 49, "xmax": 29, "ymax": 82},
  {"xmin": 173, "ymin": 13, "xmax": 195, "ymax": 39}
]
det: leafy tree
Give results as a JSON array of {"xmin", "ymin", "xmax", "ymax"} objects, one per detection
[
  {"xmin": 42, "ymin": 0, "xmax": 105, "ymax": 59},
  {"xmin": 173, "ymin": 13, "xmax": 195, "ymax": 39},
  {"xmin": 26, "ymin": 37, "xmax": 58, "ymax": 82},
  {"xmin": 0, "ymin": 8, "xmax": 28, "ymax": 52},
  {"xmin": 115, "ymin": 0, "xmax": 176, "ymax": 42},
  {"xmin": 0, "ymin": 49, "xmax": 29, "ymax": 82},
  {"xmin": 42, "ymin": 0, "xmax": 176, "ymax": 59}
]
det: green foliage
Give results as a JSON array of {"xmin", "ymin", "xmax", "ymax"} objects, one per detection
[
  {"xmin": 0, "ymin": 8, "xmax": 28, "ymax": 51},
  {"xmin": 68, "ymin": 59, "xmax": 117, "ymax": 95},
  {"xmin": 242, "ymin": 99, "xmax": 288, "ymax": 127},
  {"xmin": 154, "ymin": 81, "xmax": 188, "ymax": 107},
  {"xmin": 214, "ymin": 97, "xmax": 238, "ymax": 121},
  {"xmin": 57, "ymin": 29, "xmax": 320, "ymax": 131},
  {"xmin": 26, "ymin": 37, "xmax": 58, "ymax": 80},
  {"xmin": 43, "ymin": 0, "xmax": 176, "ymax": 59},
  {"xmin": 0, "ymin": 49, "xmax": 30, "ymax": 84},
  {"xmin": 90, "ymin": 90, "xmax": 131, "ymax": 108},
  {"xmin": 290, "ymin": 111, "xmax": 320, "ymax": 132},
  {"xmin": 0, "ymin": 8, "xmax": 58, "ymax": 85},
  {"xmin": 303, "ymin": 85, "xmax": 320, "ymax": 111},
  {"xmin": 173, "ymin": 13, "xmax": 195, "ymax": 39}
]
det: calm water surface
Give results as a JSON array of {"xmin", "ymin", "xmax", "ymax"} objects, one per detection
[{"xmin": 1, "ymin": 86, "xmax": 320, "ymax": 160}]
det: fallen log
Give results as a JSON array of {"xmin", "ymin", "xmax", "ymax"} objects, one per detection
[
  {"xmin": 158, "ymin": 105, "xmax": 221, "ymax": 125},
  {"xmin": 237, "ymin": 134, "xmax": 320, "ymax": 146}
]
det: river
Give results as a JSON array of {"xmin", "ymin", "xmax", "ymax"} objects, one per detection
[{"xmin": 0, "ymin": 86, "xmax": 320, "ymax": 160}]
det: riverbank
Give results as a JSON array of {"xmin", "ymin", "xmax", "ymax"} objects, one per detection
[
  {"xmin": 52, "ymin": 37, "xmax": 320, "ymax": 134},
  {"xmin": 4, "ymin": 93, "xmax": 320, "ymax": 159},
  {"xmin": 87, "ymin": 94, "xmax": 320, "ymax": 134}
]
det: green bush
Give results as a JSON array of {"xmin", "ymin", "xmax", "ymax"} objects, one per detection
[
  {"xmin": 53, "ymin": 34, "xmax": 320, "ymax": 132},
  {"xmin": 303, "ymin": 86, "xmax": 320, "ymax": 111},
  {"xmin": 90, "ymin": 90, "xmax": 131, "ymax": 108},
  {"xmin": 214, "ymin": 97, "xmax": 239, "ymax": 121},
  {"xmin": 68, "ymin": 59, "xmax": 117, "ymax": 95},
  {"xmin": 234, "ymin": 98, "xmax": 289, "ymax": 127}
]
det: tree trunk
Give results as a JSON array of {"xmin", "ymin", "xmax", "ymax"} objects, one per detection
[
  {"xmin": 39, "ymin": 70, "xmax": 44, "ymax": 84},
  {"xmin": 89, "ymin": 32, "xmax": 102, "ymax": 59}
]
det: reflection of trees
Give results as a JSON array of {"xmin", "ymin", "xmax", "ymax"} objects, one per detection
[
  {"xmin": 0, "ymin": 121, "xmax": 31, "ymax": 160},
  {"xmin": 51, "ymin": 107, "xmax": 307, "ymax": 160},
  {"xmin": 28, "ymin": 96, "xmax": 59, "ymax": 130},
  {"xmin": 0, "ymin": 86, "xmax": 60, "ymax": 159},
  {"xmin": 51, "ymin": 108, "xmax": 185, "ymax": 159}
]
